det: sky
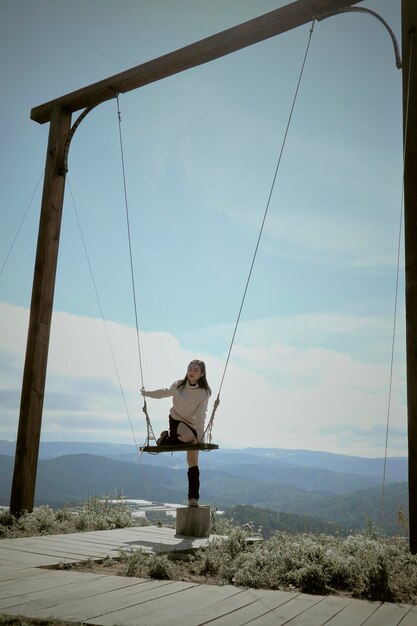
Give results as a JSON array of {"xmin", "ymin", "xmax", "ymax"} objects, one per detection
[{"xmin": 0, "ymin": 0, "xmax": 406, "ymax": 457}]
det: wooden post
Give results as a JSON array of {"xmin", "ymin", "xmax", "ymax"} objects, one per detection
[
  {"xmin": 10, "ymin": 108, "xmax": 71, "ymax": 515},
  {"xmin": 402, "ymin": 0, "xmax": 417, "ymax": 554},
  {"xmin": 176, "ymin": 506, "xmax": 211, "ymax": 538}
]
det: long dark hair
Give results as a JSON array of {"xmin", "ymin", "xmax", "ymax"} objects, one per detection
[{"xmin": 177, "ymin": 359, "xmax": 211, "ymax": 395}]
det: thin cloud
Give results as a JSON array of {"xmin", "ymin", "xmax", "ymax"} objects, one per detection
[{"xmin": 0, "ymin": 302, "xmax": 407, "ymax": 456}]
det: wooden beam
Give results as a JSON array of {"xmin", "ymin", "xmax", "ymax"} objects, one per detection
[
  {"xmin": 402, "ymin": 0, "xmax": 417, "ymax": 554},
  {"xmin": 31, "ymin": 0, "xmax": 362, "ymax": 124},
  {"xmin": 10, "ymin": 108, "xmax": 71, "ymax": 515}
]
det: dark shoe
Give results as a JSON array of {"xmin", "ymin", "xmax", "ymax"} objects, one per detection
[{"xmin": 157, "ymin": 430, "xmax": 169, "ymax": 445}]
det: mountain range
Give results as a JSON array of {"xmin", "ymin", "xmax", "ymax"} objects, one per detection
[{"xmin": 0, "ymin": 441, "xmax": 409, "ymax": 536}]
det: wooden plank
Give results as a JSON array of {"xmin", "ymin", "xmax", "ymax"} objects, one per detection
[
  {"xmin": 323, "ymin": 598, "xmax": 382, "ymax": 625},
  {"xmin": 30, "ymin": 0, "xmax": 362, "ymax": 123},
  {"xmin": 33, "ymin": 530, "xmax": 146, "ymax": 546},
  {"xmin": 0, "ymin": 573, "xmax": 108, "ymax": 611},
  {"xmin": 1, "ymin": 577, "xmax": 170, "ymax": 618},
  {"xmin": 357, "ymin": 602, "xmax": 416, "ymax": 626},
  {"xmin": 0, "ymin": 554, "xmax": 44, "ymax": 568},
  {"xmin": 81, "ymin": 581, "xmax": 226, "ymax": 625},
  {"xmin": 6, "ymin": 539, "xmax": 123, "ymax": 555},
  {"xmin": 246, "ymin": 593, "xmax": 326, "ymax": 624},
  {"xmin": 2, "ymin": 542, "xmax": 105, "ymax": 565},
  {"xmin": 67, "ymin": 528, "xmax": 169, "ymax": 545},
  {"xmin": 33, "ymin": 528, "xmax": 152, "ymax": 548},
  {"xmin": 0, "ymin": 573, "xmax": 149, "ymax": 613},
  {"xmin": 117, "ymin": 584, "xmax": 247, "ymax": 626},
  {"xmin": 0, "ymin": 570, "xmax": 101, "ymax": 606},
  {"xmin": 0, "ymin": 566, "xmax": 51, "ymax": 584},
  {"xmin": 166, "ymin": 588, "xmax": 298, "ymax": 626},
  {"xmin": 0, "ymin": 565, "xmax": 50, "ymax": 578},
  {"xmin": 31, "ymin": 580, "xmax": 196, "ymax": 622},
  {"xmin": 275, "ymin": 595, "xmax": 356, "ymax": 625},
  {"xmin": 398, "ymin": 605, "xmax": 417, "ymax": 626},
  {"xmin": 0, "ymin": 551, "xmax": 60, "ymax": 567},
  {"xmin": 0, "ymin": 542, "xmax": 120, "ymax": 561}
]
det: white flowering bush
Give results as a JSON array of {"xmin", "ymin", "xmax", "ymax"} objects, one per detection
[
  {"xmin": 195, "ymin": 530, "xmax": 417, "ymax": 602},
  {"xmin": 0, "ymin": 497, "xmax": 149, "ymax": 538}
]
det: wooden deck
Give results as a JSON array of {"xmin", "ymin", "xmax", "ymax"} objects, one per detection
[{"xmin": 0, "ymin": 526, "xmax": 415, "ymax": 625}]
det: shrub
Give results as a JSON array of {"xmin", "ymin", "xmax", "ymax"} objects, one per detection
[
  {"xmin": 367, "ymin": 554, "xmax": 393, "ymax": 601},
  {"xmin": 0, "ymin": 509, "xmax": 17, "ymax": 538},
  {"xmin": 0, "ymin": 499, "xmax": 149, "ymax": 538},
  {"xmin": 120, "ymin": 550, "xmax": 149, "ymax": 577},
  {"xmin": 198, "ymin": 552, "xmax": 221, "ymax": 578},
  {"xmin": 17, "ymin": 506, "xmax": 57, "ymax": 535},
  {"xmin": 148, "ymin": 555, "xmax": 173, "ymax": 580},
  {"xmin": 290, "ymin": 563, "xmax": 328, "ymax": 594},
  {"xmin": 191, "ymin": 530, "xmax": 417, "ymax": 603},
  {"xmin": 119, "ymin": 549, "xmax": 176, "ymax": 580}
]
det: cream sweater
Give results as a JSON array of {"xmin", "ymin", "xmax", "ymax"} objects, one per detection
[{"xmin": 142, "ymin": 380, "xmax": 210, "ymax": 440}]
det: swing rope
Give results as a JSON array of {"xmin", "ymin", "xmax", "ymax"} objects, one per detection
[
  {"xmin": 115, "ymin": 95, "xmax": 156, "ymax": 447},
  {"xmin": 117, "ymin": 20, "xmax": 314, "ymax": 448},
  {"xmin": 203, "ymin": 20, "xmax": 316, "ymax": 443}
]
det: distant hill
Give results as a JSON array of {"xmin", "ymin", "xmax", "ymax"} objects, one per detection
[
  {"xmin": 0, "ymin": 453, "xmax": 186, "ymax": 508},
  {"xmin": 220, "ymin": 505, "xmax": 345, "ymax": 538},
  {"xmin": 242, "ymin": 448, "xmax": 408, "ymax": 482},
  {"xmin": 0, "ymin": 440, "xmax": 139, "ymax": 460},
  {"xmin": 281, "ymin": 481, "xmax": 409, "ymax": 535},
  {"xmin": 0, "ymin": 452, "xmax": 408, "ymax": 536},
  {"xmin": 0, "ymin": 440, "xmax": 407, "ymax": 487}
]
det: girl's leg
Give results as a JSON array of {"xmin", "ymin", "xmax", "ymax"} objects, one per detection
[
  {"xmin": 187, "ymin": 450, "xmax": 200, "ymax": 505},
  {"xmin": 168, "ymin": 418, "xmax": 197, "ymax": 444},
  {"xmin": 157, "ymin": 415, "xmax": 176, "ymax": 446},
  {"xmin": 168, "ymin": 416, "xmax": 179, "ymax": 443},
  {"xmin": 187, "ymin": 449, "xmax": 199, "ymax": 467}
]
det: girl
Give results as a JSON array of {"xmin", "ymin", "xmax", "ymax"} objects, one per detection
[{"xmin": 141, "ymin": 359, "xmax": 211, "ymax": 507}]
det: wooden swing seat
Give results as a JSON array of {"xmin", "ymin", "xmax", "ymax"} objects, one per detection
[{"xmin": 141, "ymin": 442, "xmax": 219, "ymax": 453}]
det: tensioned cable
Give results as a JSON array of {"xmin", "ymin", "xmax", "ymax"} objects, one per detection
[
  {"xmin": 205, "ymin": 21, "xmax": 316, "ymax": 436},
  {"xmin": 67, "ymin": 177, "xmax": 139, "ymax": 451},
  {"xmin": 379, "ymin": 32, "xmax": 414, "ymax": 526},
  {"xmin": 0, "ymin": 169, "xmax": 44, "ymax": 278}
]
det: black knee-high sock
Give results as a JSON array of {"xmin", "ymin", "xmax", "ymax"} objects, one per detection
[{"xmin": 187, "ymin": 465, "xmax": 200, "ymax": 500}]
